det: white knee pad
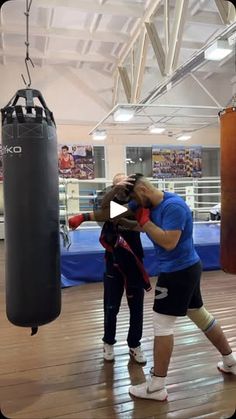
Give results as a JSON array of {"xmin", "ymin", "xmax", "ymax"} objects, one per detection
[{"xmin": 153, "ymin": 312, "xmax": 177, "ymax": 336}]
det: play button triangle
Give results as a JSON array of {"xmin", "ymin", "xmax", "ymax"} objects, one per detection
[{"xmin": 110, "ymin": 201, "xmax": 128, "ymax": 219}]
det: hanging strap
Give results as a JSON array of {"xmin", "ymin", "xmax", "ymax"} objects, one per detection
[
  {"xmin": 2, "ymin": 107, "xmax": 14, "ymax": 124},
  {"xmin": 35, "ymin": 106, "xmax": 43, "ymax": 123},
  {"xmin": 15, "ymin": 106, "xmax": 25, "ymax": 123}
]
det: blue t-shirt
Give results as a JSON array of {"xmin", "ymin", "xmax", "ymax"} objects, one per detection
[{"xmin": 129, "ymin": 193, "xmax": 199, "ymax": 273}]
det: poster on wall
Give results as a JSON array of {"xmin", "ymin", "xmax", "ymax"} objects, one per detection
[
  {"xmin": 152, "ymin": 146, "xmax": 202, "ymax": 178},
  {"xmin": 58, "ymin": 144, "xmax": 95, "ymax": 179}
]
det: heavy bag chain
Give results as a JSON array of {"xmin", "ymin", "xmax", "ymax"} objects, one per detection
[{"xmin": 21, "ymin": 0, "xmax": 34, "ymax": 87}]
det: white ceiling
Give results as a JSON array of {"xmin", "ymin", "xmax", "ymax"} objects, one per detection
[{"xmin": 0, "ymin": 0, "xmax": 235, "ymax": 137}]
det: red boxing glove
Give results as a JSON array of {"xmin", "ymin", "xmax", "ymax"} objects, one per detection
[
  {"xmin": 68, "ymin": 213, "xmax": 90, "ymax": 230},
  {"xmin": 135, "ymin": 207, "xmax": 150, "ymax": 227}
]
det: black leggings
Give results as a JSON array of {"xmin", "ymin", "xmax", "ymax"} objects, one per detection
[{"xmin": 103, "ymin": 255, "xmax": 144, "ymax": 348}]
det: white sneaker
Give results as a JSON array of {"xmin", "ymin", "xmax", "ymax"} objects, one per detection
[
  {"xmin": 218, "ymin": 361, "xmax": 236, "ymax": 374},
  {"xmin": 129, "ymin": 381, "xmax": 168, "ymax": 401},
  {"xmin": 129, "ymin": 346, "xmax": 147, "ymax": 364},
  {"xmin": 103, "ymin": 343, "xmax": 114, "ymax": 361}
]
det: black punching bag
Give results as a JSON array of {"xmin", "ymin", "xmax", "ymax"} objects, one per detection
[{"xmin": 1, "ymin": 88, "xmax": 61, "ymax": 329}]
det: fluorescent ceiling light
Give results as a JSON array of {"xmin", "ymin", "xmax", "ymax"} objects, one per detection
[
  {"xmin": 204, "ymin": 40, "xmax": 232, "ymax": 61},
  {"xmin": 176, "ymin": 135, "xmax": 191, "ymax": 141},
  {"xmin": 92, "ymin": 130, "xmax": 107, "ymax": 140},
  {"xmin": 149, "ymin": 125, "xmax": 165, "ymax": 134},
  {"xmin": 113, "ymin": 108, "xmax": 134, "ymax": 122}
]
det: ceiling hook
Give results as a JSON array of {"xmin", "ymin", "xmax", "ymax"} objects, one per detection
[{"xmin": 21, "ymin": 57, "xmax": 34, "ymax": 87}]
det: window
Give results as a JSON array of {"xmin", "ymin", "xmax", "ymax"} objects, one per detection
[
  {"xmin": 94, "ymin": 146, "xmax": 105, "ymax": 178},
  {"xmin": 201, "ymin": 148, "xmax": 220, "ymax": 177},
  {"xmin": 198, "ymin": 147, "xmax": 220, "ymax": 208},
  {"xmin": 126, "ymin": 147, "xmax": 152, "ymax": 176},
  {"xmin": 126, "ymin": 146, "xmax": 220, "ymax": 178}
]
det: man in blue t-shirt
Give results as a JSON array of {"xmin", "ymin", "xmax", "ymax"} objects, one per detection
[{"xmin": 127, "ymin": 174, "xmax": 236, "ymax": 402}]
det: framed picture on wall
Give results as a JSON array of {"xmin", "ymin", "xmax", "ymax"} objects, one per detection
[
  {"xmin": 152, "ymin": 146, "xmax": 202, "ymax": 178},
  {"xmin": 58, "ymin": 144, "xmax": 95, "ymax": 179}
]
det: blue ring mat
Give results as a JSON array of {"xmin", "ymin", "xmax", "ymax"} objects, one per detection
[{"xmin": 60, "ymin": 222, "xmax": 221, "ymax": 287}]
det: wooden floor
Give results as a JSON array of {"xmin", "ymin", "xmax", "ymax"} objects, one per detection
[{"xmin": 0, "ymin": 242, "xmax": 236, "ymax": 419}]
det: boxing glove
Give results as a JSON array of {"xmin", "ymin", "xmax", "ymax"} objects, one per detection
[
  {"xmin": 68, "ymin": 213, "xmax": 90, "ymax": 229},
  {"xmin": 135, "ymin": 207, "xmax": 150, "ymax": 227}
]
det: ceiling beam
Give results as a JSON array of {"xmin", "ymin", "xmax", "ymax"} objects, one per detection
[
  {"xmin": 118, "ymin": 66, "xmax": 131, "ymax": 102},
  {"xmin": 187, "ymin": 10, "xmax": 224, "ymax": 25},
  {"xmin": 164, "ymin": 0, "xmax": 170, "ymax": 54},
  {"xmin": 145, "ymin": 22, "xmax": 165, "ymax": 76},
  {"xmin": 190, "ymin": 73, "xmax": 223, "ymax": 107},
  {"xmin": 112, "ymin": 71, "xmax": 119, "ymax": 107},
  {"xmin": 89, "ymin": 13, "xmax": 102, "ymax": 34},
  {"xmin": 0, "ymin": 23, "xmax": 203, "ymax": 52},
  {"xmin": 140, "ymin": 20, "xmax": 236, "ymax": 104},
  {"xmin": 0, "ymin": 46, "xmax": 117, "ymax": 64},
  {"xmin": 141, "ymin": 38, "xmax": 203, "ymax": 51},
  {"xmin": 214, "ymin": 0, "xmax": 230, "ymax": 24},
  {"xmin": 156, "ymin": 8, "xmax": 223, "ymax": 26},
  {"xmin": 113, "ymin": 27, "xmax": 148, "ymax": 106},
  {"xmin": 190, "ymin": 0, "xmax": 207, "ymax": 16},
  {"xmin": 0, "ymin": 24, "xmax": 129, "ymax": 44},
  {"xmin": 131, "ymin": 29, "xmax": 149, "ymax": 102},
  {"xmin": 172, "ymin": 1, "xmax": 189, "ymax": 71},
  {"xmin": 228, "ymin": 3, "xmax": 236, "ymax": 24},
  {"xmin": 116, "ymin": 0, "xmax": 162, "ymax": 71},
  {"xmin": 35, "ymin": 0, "xmax": 143, "ymax": 18},
  {"xmin": 121, "ymin": 45, "xmax": 234, "ymax": 72},
  {"xmin": 165, "ymin": 0, "xmax": 189, "ymax": 75},
  {"xmin": 78, "ymin": 13, "xmax": 102, "ymax": 63}
]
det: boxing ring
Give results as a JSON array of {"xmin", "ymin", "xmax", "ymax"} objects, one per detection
[{"xmin": 61, "ymin": 221, "xmax": 221, "ymax": 287}]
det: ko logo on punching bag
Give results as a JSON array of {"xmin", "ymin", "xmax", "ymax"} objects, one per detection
[{"xmin": 1, "ymin": 88, "xmax": 61, "ymax": 332}]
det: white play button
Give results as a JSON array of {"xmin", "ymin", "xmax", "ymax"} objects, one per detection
[{"xmin": 110, "ymin": 201, "xmax": 128, "ymax": 219}]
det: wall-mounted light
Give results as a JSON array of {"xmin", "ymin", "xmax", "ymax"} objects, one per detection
[
  {"xmin": 149, "ymin": 125, "xmax": 165, "ymax": 134},
  {"xmin": 92, "ymin": 130, "xmax": 107, "ymax": 140},
  {"xmin": 204, "ymin": 40, "xmax": 232, "ymax": 61},
  {"xmin": 176, "ymin": 134, "xmax": 192, "ymax": 141},
  {"xmin": 113, "ymin": 107, "xmax": 134, "ymax": 122}
]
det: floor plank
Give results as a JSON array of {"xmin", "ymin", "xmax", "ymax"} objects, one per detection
[{"xmin": 0, "ymin": 242, "xmax": 235, "ymax": 418}]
